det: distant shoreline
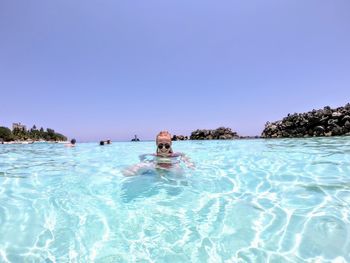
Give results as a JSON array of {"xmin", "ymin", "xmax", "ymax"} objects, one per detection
[
  {"xmin": 1, "ymin": 140, "xmax": 69, "ymax": 145},
  {"xmin": 3, "ymin": 135, "xmax": 350, "ymax": 145}
]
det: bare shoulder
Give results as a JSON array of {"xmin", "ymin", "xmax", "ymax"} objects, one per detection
[{"xmin": 171, "ymin": 152, "xmax": 185, "ymax": 157}]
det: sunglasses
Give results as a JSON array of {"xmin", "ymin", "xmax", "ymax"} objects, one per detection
[{"xmin": 158, "ymin": 143, "xmax": 171, "ymax": 150}]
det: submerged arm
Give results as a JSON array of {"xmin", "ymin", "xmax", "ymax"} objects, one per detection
[
  {"xmin": 139, "ymin": 153, "xmax": 156, "ymax": 162},
  {"xmin": 178, "ymin": 153, "xmax": 196, "ymax": 169},
  {"xmin": 122, "ymin": 162, "xmax": 154, "ymax": 176}
]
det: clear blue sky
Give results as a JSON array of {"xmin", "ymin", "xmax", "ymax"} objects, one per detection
[{"xmin": 1, "ymin": 0, "xmax": 349, "ymax": 141}]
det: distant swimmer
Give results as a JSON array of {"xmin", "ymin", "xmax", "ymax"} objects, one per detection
[
  {"xmin": 65, "ymin": 138, "xmax": 76, "ymax": 147},
  {"xmin": 123, "ymin": 131, "xmax": 195, "ymax": 176},
  {"xmin": 100, "ymin": 139, "xmax": 112, "ymax": 145}
]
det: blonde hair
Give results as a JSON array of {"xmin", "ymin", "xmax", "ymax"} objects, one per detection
[
  {"xmin": 156, "ymin": 131, "xmax": 172, "ymax": 144},
  {"xmin": 156, "ymin": 131, "xmax": 173, "ymax": 154}
]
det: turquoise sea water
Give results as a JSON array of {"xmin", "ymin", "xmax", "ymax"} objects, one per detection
[{"xmin": 0, "ymin": 138, "xmax": 350, "ymax": 262}]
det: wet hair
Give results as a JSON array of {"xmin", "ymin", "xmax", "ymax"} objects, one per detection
[
  {"xmin": 156, "ymin": 131, "xmax": 172, "ymax": 144},
  {"xmin": 100, "ymin": 141, "xmax": 105, "ymax": 146},
  {"xmin": 71, "ymin": 139, "xmax": 76, "ymax": 144},
  {"xmin": 156, "ymin": 131, "xmax": 173, "ymax": 154}
]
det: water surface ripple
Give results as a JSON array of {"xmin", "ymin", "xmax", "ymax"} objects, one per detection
[{"xmin": 0, "ymin": 137, "xmax": 350, "ymax": 262}]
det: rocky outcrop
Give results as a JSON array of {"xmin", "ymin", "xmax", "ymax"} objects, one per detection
[
  {"xmin": 131, "ymin": 135, "xmax": 140, "ymax": 141},
  {"xmin": 239, "ymin": 136, "xmax": 260, "ymax": 139},
  {"xmin": 171, "ymin": 135, "xmax": 188, "ymax": 141},
  {"xmin": 262, "ymin": 103, "xmax": 350, "ymax": 138},
  {"xmin": 190, "ymin": 127, "xmax": 239, "ymax": 140}
]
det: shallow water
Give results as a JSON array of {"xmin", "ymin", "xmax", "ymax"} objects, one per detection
[{"xmin": 0, "ymin": 137, "xmax": 350, "ymax": 262}]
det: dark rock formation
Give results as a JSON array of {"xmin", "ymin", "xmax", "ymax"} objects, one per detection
[
  {"xmin": 172, "ymin": 135, "xmax": 188, "ymax": 141},
  {"xmin": 131, "ymin": 135, "xmax": 140, "ymax": 141},
  {"xmin": 239, "ymin": 135, "xmax": 260, "ymax": 139},
  {"xmin": 190, "ymin": 127, "xmax": 239, "ymax": 140},
  {"xmin": 262, "ymin": 103, "xmax": 350, "ymax": 138}
]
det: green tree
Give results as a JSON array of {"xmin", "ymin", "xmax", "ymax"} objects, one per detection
[
  {"xmin": 0, "ymin": 127, "xmax": 13, "ymax": 141},
  {"xmin": 46, "ymin": 128, "xmax": 55, "ymax": 141},
  {"xmin": 38, "ymin": 127, "xmax": 44, "ymax": 139},
  {"xmin": 12, "ymin": 127, "xmax": 27, "ymax": 140},
  {"xmin": 53, "ymin": 133, "xmax": 67, "ymax": 141},
  {"xmin": 29, "ymin": 125, "xmax": 39, "ymax": 140},
  {"xmin": 0, "ymin": 124, "xmax": 67, "ymax": 142},
  {"xmin": 47, "ymin": 128, "xmax": 55, "ymax": 135}
]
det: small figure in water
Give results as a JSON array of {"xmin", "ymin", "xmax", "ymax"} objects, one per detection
[
  {"xmin": 100, "ymin": 139, "xmax": 111, "ymax": 145},
  {"xmin": 65, "ymin": 138, "xmax": 76, "ymax": 147},
  {"xmin": 123, "ymin": 131, "xmax": 194, "ymax": 176}
]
